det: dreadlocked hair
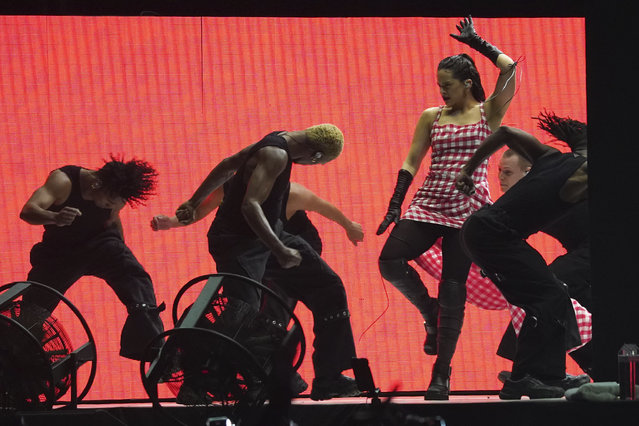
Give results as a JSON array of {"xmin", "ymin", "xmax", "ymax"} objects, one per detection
[
  {"xmin": 534, "ymin": 110, "xmax": 587, "ymax": 153},
  {"xmin": 96, "ymin": 154, "xmax": 158, "ymax": 207}
]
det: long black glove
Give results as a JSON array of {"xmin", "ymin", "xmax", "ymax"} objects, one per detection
[
  {"xmin": 450, "ymin": 16, "xmax": 502, "ymax": 65},
  {"xmin": 376, "ymin": 169, "xmax": 413, "ymax": 235}
]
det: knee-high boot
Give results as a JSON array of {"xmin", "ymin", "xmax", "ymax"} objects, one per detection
[
  {"xmin": 425, "ymin": 279, "xmax": 466, "ymax": 400},
  {"xmin": 379, "ymin": 258, "xmax": 439, "ymax": 354}
]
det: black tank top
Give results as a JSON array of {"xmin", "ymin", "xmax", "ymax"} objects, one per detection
[
  {"xmin": 210, "ymin": 132, "xmax": 292, "ymax": 237},
  {"xmin": 41, "ymin": 165, "xmax": 112, "ymax": 247}
]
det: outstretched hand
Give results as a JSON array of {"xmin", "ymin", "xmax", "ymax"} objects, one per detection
[
  {"xmin": 450, "ymin": 15, "xmax": 477, "ymax": 44},
  {"xmin": 376, "ymin": 206, "xmax": 401, "ymax": 235},
  {"xmin": 150, "ymin": 215, "xmax": 173, "ymax": 231}
]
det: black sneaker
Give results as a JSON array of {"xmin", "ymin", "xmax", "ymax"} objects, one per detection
[
  {"xmin": 498, "ymin": 371, "xmax": 591, "ymax": 390},
  {"xmin": 309, "ymin": 375, "xmax": 362, "ymax": 401},
  {"xmin": 499, "ymin": 374, "xmax": 565, "ymax": 400},
  {"xmin": 545, "ymin": 374, "xmax": 591, "ymax": 390}
]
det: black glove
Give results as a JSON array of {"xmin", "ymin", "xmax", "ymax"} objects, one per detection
[
  {"xmin": 376, "ymin": 169, "xmax": 413, "ymax": 235},
  {"xmin": 450, "ymin": 15, "xmax": 503, "ymax": 65}
]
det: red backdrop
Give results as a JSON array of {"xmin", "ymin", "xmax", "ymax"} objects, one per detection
[{"xmin": 0, "ymin": 16, "xmax": 585, "ymax": 400}]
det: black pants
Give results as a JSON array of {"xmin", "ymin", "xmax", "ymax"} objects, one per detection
[
  {"xmin": 209, "ymin": 230, "xmax": 357, "ymax": 379},
  {"xmin": 496, "ymin": 243, "xmax": 592, "ymax": 372},
  {"xmin": 23, "ymin": 229, "xmax": 164, "ymax": 361},
  {"xmin": 461, "ymin": 152, "xmax": 586, "ymax": 381},
  {"xmin": 379, "ymin": 219, "xmax": 470, "ymax": 369}
]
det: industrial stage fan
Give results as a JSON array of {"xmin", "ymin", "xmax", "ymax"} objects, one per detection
[
  {"xmin": 0, "ymin": 281, "xmax": 97, "ymax": 412},
  {"xmin": 141, "ymin": 273, "xmax": 305, "ymax": 412}
]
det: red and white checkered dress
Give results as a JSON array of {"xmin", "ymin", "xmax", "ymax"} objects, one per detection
[{"xmin": 402, "ymin": 104, "xmax": 492, "ymax": 228}]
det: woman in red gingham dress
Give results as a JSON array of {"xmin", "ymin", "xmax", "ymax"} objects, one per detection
[{"xmin": 377, "ymin": 16, "xmax": 517, "ymax": 400}]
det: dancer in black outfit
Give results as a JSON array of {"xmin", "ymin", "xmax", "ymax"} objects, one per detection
[
  {"xmin": 175, "ymin": 124, "xmax": 361, "ymax": 401},
  {"xmin": 455, "ymin": 118, "xmax": 588, "ymax": 399},
  {"xmin": 495, "ymin": 113, "xmax": 592, "ymax": 377},
  {"xmin": 20, "ymin": 156, "xmax": 165, "ymax": 361}
]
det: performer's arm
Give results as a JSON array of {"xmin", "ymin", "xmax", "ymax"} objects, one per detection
[
  {"xmin": 243, "ymin": 147, "xmax": 302, "ymax": 269},
  {"xmin": 287, "ymin": 182, "xmax": 364, "ymax": 246},
  {"xmin": 376, "ymin": 107, "xmax": 436, "ymax": 235},
  {"xmin": 450, "ymin": 15, "xmax": 517, "ymax": 129},
  {"xmin": 151, "ymin": 187, "xmax": 224, "ymax": 231},
  {"xmin": 19, "ymin": 170, "xmax": 81, "ymax": 226},
  {"xmin": 176, "ymin": 143, "xmax": 255, "ymax": 224},
  {"xmin": 455, "ymin": 126, "xmax": 555, "ymax": 195}
]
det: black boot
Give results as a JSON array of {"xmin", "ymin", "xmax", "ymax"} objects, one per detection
[
  {"xmin": 424, "ymin": 279, "xmax": 466, "ymax": 401},
  {"xmin": 423, "ymin": 299, "xmax": 439, "ymax": 355},
  {"xmin": 379, "ymin": 258, "xmax": 438, "ymax": 354},
  {"xmin": 424, "ymin": 363, "xmax": 451, "ymax": 400}
]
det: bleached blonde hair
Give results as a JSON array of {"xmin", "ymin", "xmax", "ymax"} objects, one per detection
[{"xmin": 304, "ymin": 123, "xmax": 344, "ymax": 161}]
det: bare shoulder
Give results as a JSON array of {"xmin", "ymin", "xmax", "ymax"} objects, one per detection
[
  {"xmin": 45, "ymin": 169, "xmax": 72, "ymax": 192},
  {"xmin": 420, "ymin": 107, "xmax": 440, "ymax": 122}
]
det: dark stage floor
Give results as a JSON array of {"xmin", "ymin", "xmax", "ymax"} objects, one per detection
[{"xmin": 4, "ymin": 394, "xmax": 639, "ymax": 426}]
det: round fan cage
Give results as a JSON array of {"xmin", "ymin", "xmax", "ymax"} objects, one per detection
[
  {"xmin": 0, "ymin": 281, "xmax": 97, "ymax": 412},
  {"xmin": 141, "ymin": 273, "xmax": 305, "ymax": 410},
  {"xmin": 0, "ymin": 301, "xmax": 73, "ymax": 410}
]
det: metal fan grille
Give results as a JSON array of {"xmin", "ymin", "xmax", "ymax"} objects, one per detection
[{"xmin": 0, "ymin": 302, "xmax": 73, "ymax": 410}]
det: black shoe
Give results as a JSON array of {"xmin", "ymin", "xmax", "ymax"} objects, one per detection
[
  {"xmin": 498, "ymin": 371, "xmax": 590, "ymax": 390},
  {"xmin": 423, "ymin": 300, "xmax": 439, "ymax": 355},
  {"xmin": 545, "ymin": 374, "xmax": 591, "ymax": 390},
  {"xmin": 499, "ymin": 374, "xmax": 565, "ymax": 400},
  {"xmin": 424, "ymin": 365, "xmax": 451, "ymax": 400},
  {"xmin": 309, "ymin": 375, "xmax": 362, "ymax": 401}
]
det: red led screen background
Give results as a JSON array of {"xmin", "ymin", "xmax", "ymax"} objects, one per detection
[{"xmin": 0, "ymin": 16, "xmax": 585, "ymax": 400}]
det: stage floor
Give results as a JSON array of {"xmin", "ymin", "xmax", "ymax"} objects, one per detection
[{"xmin": 5, "ymin": 394, "xmax": 639, "ymax": 426}]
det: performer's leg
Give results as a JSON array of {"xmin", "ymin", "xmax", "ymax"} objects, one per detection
[
  {"xmin": 269, "ymin": 234, "xmax": 359, "ymax": 400},
  {"xmin": 379, "ymin": 220, "xmax": 441, "ymax": 355},
  {"xmin": 21, "ymin": 243, "xmax": 83, "ymax": 339},
  {"xmin": 549, "ymin": 246, "xmax": 592, "ymax": 311},
  {"xmin": 86, "ymin": 232, "xmax": 164, "ymax": 361},
  {"xmin": 425, "ymin": 229, "xmax": 471, "ymax": 400},
  {"xmin": 24, "ymin": 243, "xmax": 83, "ymax": 312},
  {"xmin": 461, "ymin": 208, "xmax": 569, "ymax": 398}
]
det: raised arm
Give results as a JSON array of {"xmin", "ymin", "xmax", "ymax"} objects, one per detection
[
  {"xmin": 450, "ymin": 15, "xmax": 516, "ymax": 129},
  {"xmin": 287, "ymin": 182, "xmax": 364, "ymax": 246},
  {"xmin": 19, "ymin": 170, "xmax": 81, "ymax": 226}
]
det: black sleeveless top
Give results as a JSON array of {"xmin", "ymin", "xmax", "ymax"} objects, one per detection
[
  {"xmin": 210, "ymin": 132, "xmax": 292, "ymax": 237},
  {"xmin": 493, "ymin": 151, "xmax": 587, "ymax": 238},
  {"xmin": 41, "ymin": 166, "xmax": 112, "ymax": 247}
]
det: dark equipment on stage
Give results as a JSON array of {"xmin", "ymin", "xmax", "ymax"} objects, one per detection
[
  {"xmin": 618, "ymin": 343, "xmax": 639, "ymax": 400},
  {"xmin": 0, "ymin": 281, "xmax": 97, "ymax": 412},
  {"xmin": 140, "ymin": 273, "xmax": 305, "ymax": 422}
]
